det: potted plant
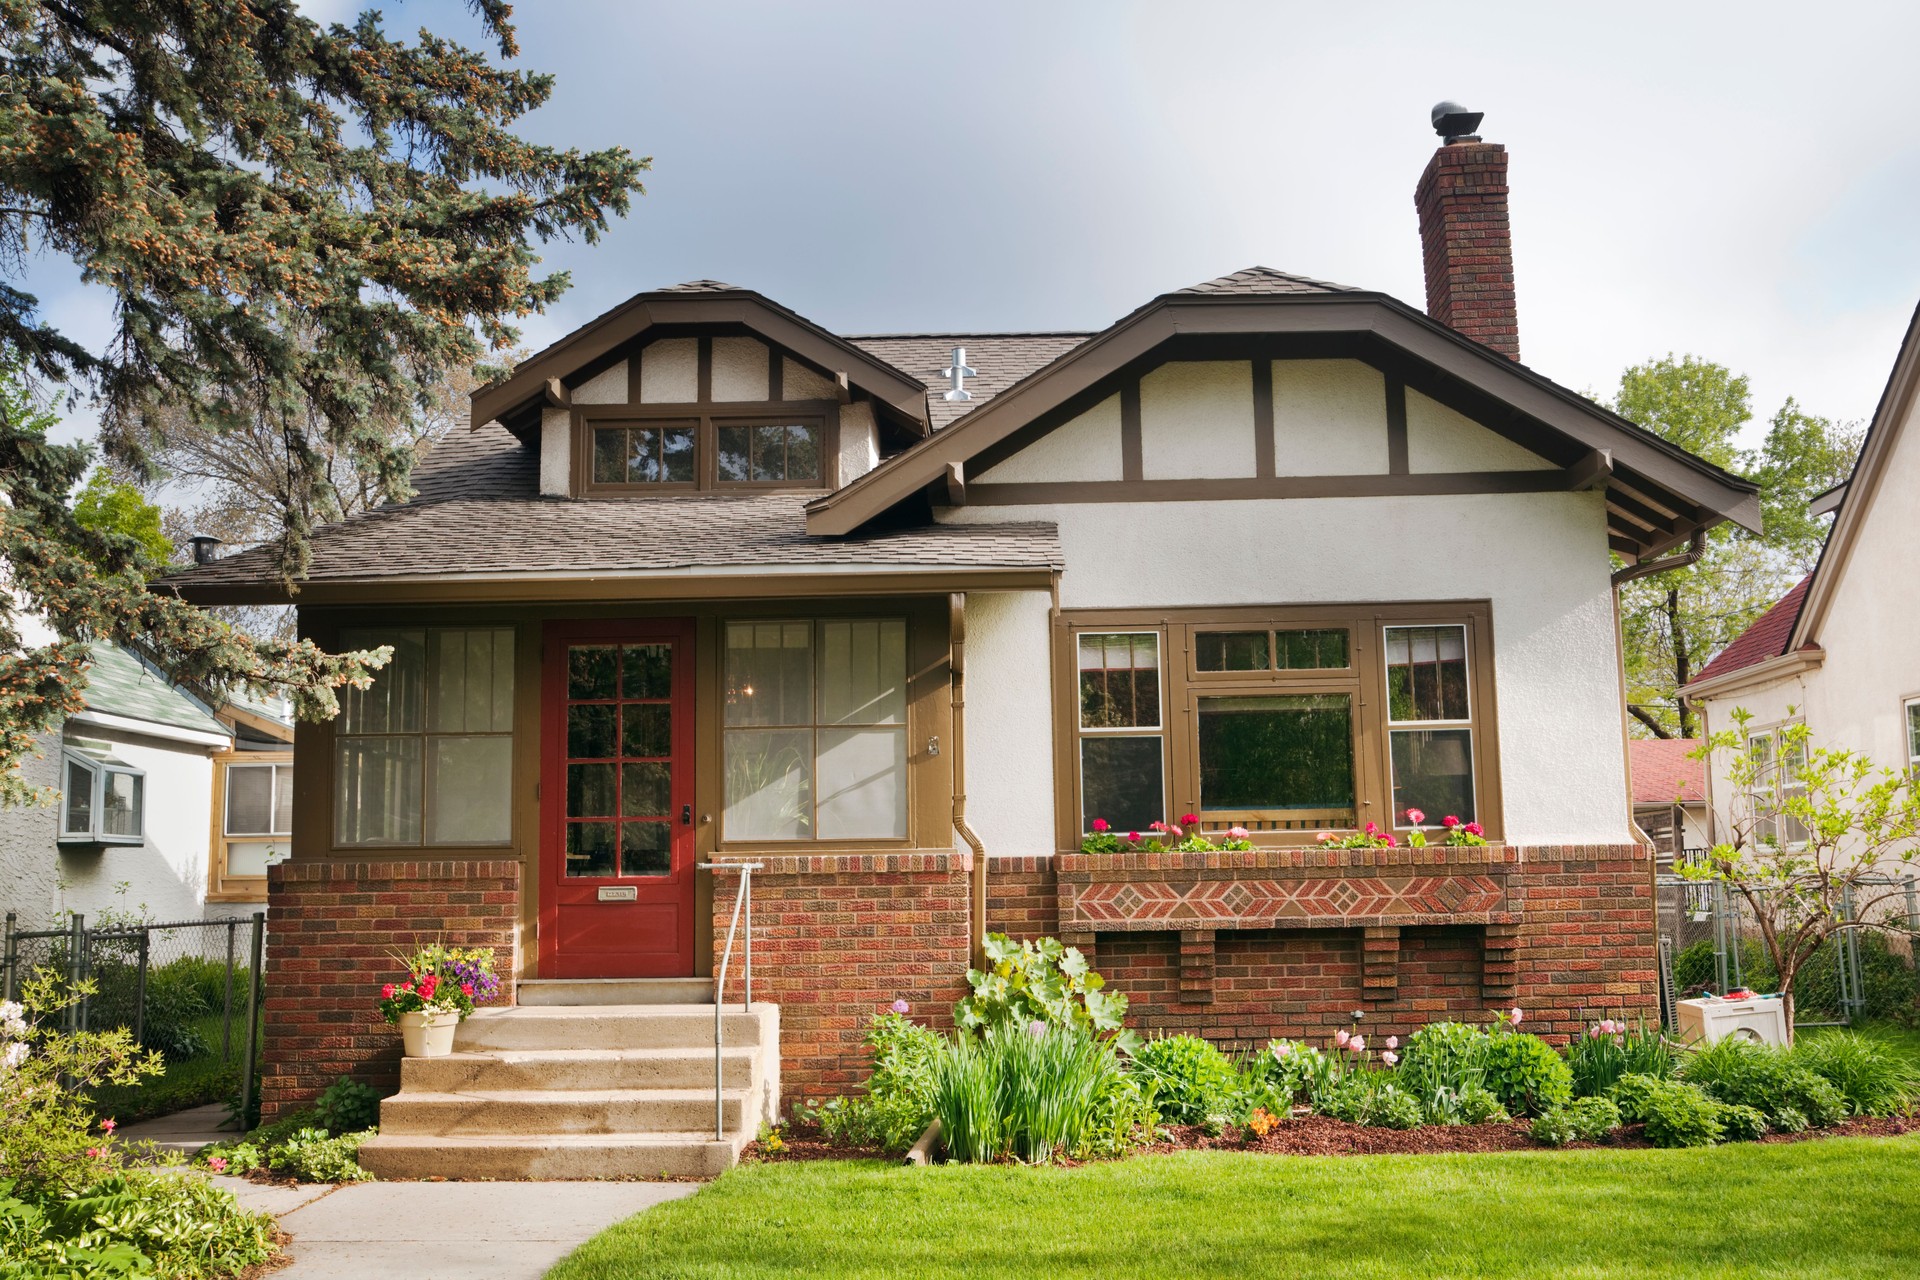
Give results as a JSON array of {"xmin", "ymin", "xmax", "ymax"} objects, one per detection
[{"xmin": 377, "ymin": 943, "xmax": 500, "ymax": 1057}]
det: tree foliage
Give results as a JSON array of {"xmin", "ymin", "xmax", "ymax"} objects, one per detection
[
  {"xmin": 1684, "ymin": 714, "xmax": 1920, "ymax": 1039},
  {"xmin": 1612, "ymin": 356, "xmax": 1863, "ymax": 737},
  {"xmin": 0, "ymin": 2, "xmax": 645, "ymax": 802},
  {"xmin": 69, "ymin": 468, "xmax": 171, "ymax": 569}
]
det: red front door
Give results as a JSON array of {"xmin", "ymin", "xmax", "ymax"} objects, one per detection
[{"xmin": 539, "ymin": 619, "xmax": 697, "ymax": 978}]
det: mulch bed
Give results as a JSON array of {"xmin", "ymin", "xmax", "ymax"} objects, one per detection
[{"xmin": 743, "ymin": 1114, "xmax": 1920, "ymax": 1165}]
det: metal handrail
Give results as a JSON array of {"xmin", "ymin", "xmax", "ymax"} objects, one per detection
[{"xmin": 699, "ymin": 861, "xmax": 762, "ymax": 1141}]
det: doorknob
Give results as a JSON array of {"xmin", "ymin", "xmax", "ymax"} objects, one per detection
[{"xmin": 682, "ymin": 804, "xmax": 692, "ymax": 825}]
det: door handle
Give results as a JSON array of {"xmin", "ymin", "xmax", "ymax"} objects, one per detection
[{"xmin": 682, "ymin": 804, "xmax": 692, "ymax": 825}]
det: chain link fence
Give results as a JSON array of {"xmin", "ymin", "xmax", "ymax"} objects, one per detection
[{"xmin": 3, "ymin": 911, "xmax": 265, "ymax": 1122}]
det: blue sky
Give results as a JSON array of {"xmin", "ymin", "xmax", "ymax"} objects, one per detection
[{"xmin": 30, "ymin": 0, "xmax": 1920, "ymax": 444}]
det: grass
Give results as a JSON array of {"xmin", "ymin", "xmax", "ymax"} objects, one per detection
[
  {"xmin": 90, "ymin": 1010, "xmax": 254, "ymax": 1123},
  {"xmin": 547, "ymin": 1137, "xmax": 1920, "ymax": 1279}
]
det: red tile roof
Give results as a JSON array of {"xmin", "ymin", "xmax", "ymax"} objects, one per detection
[
  {"xmin": 1628, "ymin": 738, "xmax": 1707, "ymax": 805},
  {"xmin": 1692, "ymin": 575, "xmax": 1813, "ymax": 684}
]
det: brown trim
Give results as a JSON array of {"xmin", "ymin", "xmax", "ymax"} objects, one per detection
[
  {"xmin": 805, "ymin": 293, "xmax": 1759, "ymax": 538},
  {"xmin": 470, "ymin": 288, "xmax": 932, "ymax": 434},
  {"xmin": 767, "ymin": 344, "xmax": 783, "ymax": 401},
  {"xmin": 695, "ymin": 335, "xmax": 713, "ymax": 404},
  {"xmin": 214, "ymin": 703, "xmax": 294, "ymax": 745},
  {"xmin": 1049, "ymin": 601, "xmax": 1504, "ymax": 854},
  {"xmin": 1119, "ymin": 378, "xmax": 1143, "ymax": 482},
  {"xmin": 180, "ymin": 567, "xmax": 1061, "ymax": 608},
  {"xmin": 1384, "ymin": 374, "xmax": 1409, "ymax": 476},
  {"xmin": 575, "ymin": 416, "xmax": 702, "ymax": 497},
  {"xmin": 968, "ymin": 469, "xmax": 1585, "ymax": 507},
  {"xmin": 626, "ymin": 341, "xmax": 643, "ymax": 404},
  {"xmin": 207, "ymin": 750, "xmax": 294, "ymax": 903},
  {"xmin": 571, "ymin": 401, "xmax": 842, "ymax": 497},
  {"xmin": 1251, "ymin": 360, "xmax": 1275, "ymax": 478}
]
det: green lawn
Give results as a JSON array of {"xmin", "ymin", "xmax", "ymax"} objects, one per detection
[
  {"xmin": 91, "ymin": 1010, "xmax": 253, "ymax": 1123},
  {"xmin": 547, "ymin": 1137, "xmax": 1920, "ymax": 1279}
]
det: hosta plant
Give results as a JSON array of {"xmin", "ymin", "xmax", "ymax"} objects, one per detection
[{"xmin": 955, "ymin": 934, "xmax": 1135, "ymax": 1053}]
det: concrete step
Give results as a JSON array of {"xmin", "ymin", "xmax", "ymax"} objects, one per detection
[
  {"xmin": 357, "ymin": 1131, "xmax": 743, "ymax": 1180},
  {"xmin": 517, "ymin": 977, "xmax": 715, "ymax": 1006},
  {"xmin": 453, "ymin": 1003, "xmax": 775, "ymax": 1053},
  {"xmin": 380, "ymin": 1087, "xmax": 752, "ymax": 1137},
  {"xmin": 400, "ymin": 1047, "xmax": 759, "ymax": 1093}
]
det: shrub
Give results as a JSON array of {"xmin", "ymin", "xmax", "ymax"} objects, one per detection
[
  {"xmin": 1250, "ymin": 1039, "xmax": 1328, "ymax": 1107},
  {"xmin": 1530, "ymin": 1096, "xmax": 1621, "ymax": 1148},
  {"xmin": 313, "ymin": 1077, "xmax": 384, "ymax": 1136},
  {"xmin": 954, "ymin": 935, "xmax": 1132, "ymax": 1051},
  {"xmin": 267, "ymin": 1128, "xmax": 375, "ymax": 1182},
  {"xmin": 1680, "ymin": 1036, "xmax": 1854, "ymax": 1127},
  {"xmin": 1789, "ymin": 1031, "xmax": 1920, "ymax": 1117},
  {"xmin": 1613, "ymin": 1074, "xmax": 1724, "ymax": 1147},
  {"xmin": 1481, "ymin": 1030, "xmax": 1573, "ymax": 1116},
  {"xmin": 137, "ymin": 964, "xmax": 213, "ymax": 1062},
  {"xmin": 794, "ymin": 1011, "xmax": 945, "ymax": 1153},
  {"xmin": 1529, "ymin": 1107, "xmax": 1578, "ymax": 1148},
  {"xmin": 1457, "ymin": 1084, "xmax": 1510, "ymax": 1125},
  {"xmin": 1716, "ymin": 1102, "xmax": 1769, "ymax": 1142},
  {"xmin": 1130, "ymin": 1035, "xmax": 1241, "ymax": 1126},
  {"xmin": 1566, "ymin": 1016, "xmax": 1680, "ymax": 1097},
  {"xmin": 1369, "ymin": 1084, "xmax": 1424, "ymax": 1130},
  {"xmin": 1771, "ymin": 1105, "xmax": 1809, "ymax": 1134}
]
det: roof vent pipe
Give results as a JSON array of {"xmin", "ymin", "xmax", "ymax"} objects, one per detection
[{"xmin": 942, "ymin": 348, "xmax": 977, "ymax": 402}]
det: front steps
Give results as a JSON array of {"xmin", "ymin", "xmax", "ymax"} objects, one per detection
[{"xmin": 357, "ymin": 994, "xmax": 780, "ymax": 1181}]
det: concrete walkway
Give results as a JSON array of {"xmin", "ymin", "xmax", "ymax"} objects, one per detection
[
  {"xmin": 220, "ymin": 1177, "xmax": 698, "ymax": 1280},
  {"xmin": 116, "ymin": 1103, "xmax": 238, "ymax": 1155}
]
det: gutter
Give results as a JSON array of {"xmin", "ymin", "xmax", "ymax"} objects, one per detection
[
  {"xmin": 1678, "ymin": 646, "xmax": 1825, "ymax": 703},
  {"xmin": 948, "ymin": 592, "xmax": 988, "ymax": 970},
  {"xmin": 1609, "ymin": 530, "xmax": 1705, "ymax": 588}
]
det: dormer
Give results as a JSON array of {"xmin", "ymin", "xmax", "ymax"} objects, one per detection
[{"xmin": 470, "ymin": 282, "xmax": 934, "ymax": 498}]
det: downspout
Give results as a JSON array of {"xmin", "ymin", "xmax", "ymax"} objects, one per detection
[{"xmin": 949, "ymin": 592, "xmax": 988, "ymax": 970}]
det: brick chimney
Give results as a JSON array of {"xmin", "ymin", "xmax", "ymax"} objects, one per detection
[{"xmin": 1414, "ymin": 102, "xmax": 1519, "ymax": 360}]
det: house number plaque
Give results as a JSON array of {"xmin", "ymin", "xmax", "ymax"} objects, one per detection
[{"xmin": 597, "ymin": 886, "xmax": 639, "ymax": 902}]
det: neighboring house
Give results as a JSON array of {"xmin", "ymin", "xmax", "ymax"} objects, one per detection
[
  {"xmin": 0, "ymin": 638, "xmax": 294, "ymax": 930},
  {"xmin": 1627, "ymin": 738, "xmax": 1709, "ymax": 860},
  {"xmin": 1682, "ymin": 300, "xmax": 1920, "ymax": 857},
  {"xmin": 176, "ymin": 113, "xmax": 1761, "ymax": 1146}
]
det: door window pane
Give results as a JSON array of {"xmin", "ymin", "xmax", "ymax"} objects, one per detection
[
  {"xmin": 724, "ymin": 729, "xmax": 813, "ymax": 840},
  {"xmin": 622, "ymin": 704, "xmax": 672, "ymax": 758},
  {"xmin": 335, "ymin": 737, "xmax": 423, "ymax": 845},
  {"xmin": 1389, "ymin": 728, "xmax": 1475, "ymax": 825},
  {"xmin": 569, "ymin": 646, "xmax": 617, "ymax": 700},
  {"xmin": 1081, "ymin": 736, "xmax": 1163, "ymax": 835},
  {"xmin": 426, "ymin": 736, "xmax": 512, "ymax": 844},
  {"xmin": 1195, "ymin": 631, "xmax": 1269, "ymax": 672},
  {"xmin": 1079, "ymin": 633, "xmax": 1160, "ymax": 728},
  {"xmin": 566, "ymin": 822, "xmax": 617, "ymax": 877},
  {"xmin": 817, "ymin": 728, "xmax": 907, "ymax": 839},
  {"xmin": 623, "ymin": 645, "xmax": 672, "ymax": 699},
  {"xmin": 622, "ymin": 822, "xmax": 671, "ymax": 876},
  {"xmin": 1386, "ymin": 625, "xmax": 1469, "ymax": 722},
  {"xmin": 568, "ymin": 763, "xmax": 616, "ymax": 817},
  {"xmin": 1198, "ymin": 695, "xmax": 1355, "ymax": 818},
  {"xmin": 568, "ymin": 705, "xmax": 617, "ymax": 759},
  {"xmin": 621, "ymin": 762, "xmax": 671, "ymax": 817}
]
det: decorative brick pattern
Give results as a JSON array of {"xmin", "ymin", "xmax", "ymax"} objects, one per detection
[
  {"xmin": 1362, "ymin": 926, "xmax": 1401, "ymax": 1002},
  {"xmin": 260, "ymin": 859, "xmax": 520, "ymax": 1122},
  {"xmin": 1071, "ymin": 873, "xmax": 1505, "ymax": 929},
  {"xmin": 715, "ymin": 853, "xmax": 971, "ymax": 1100},
  {"xmin": 1178, "ymin": 930, "xmax": 1215, "ymax": 1004},
  {"xmin": 1415, "ymin": 140, "xmax": 1519, "ymax": 360}
]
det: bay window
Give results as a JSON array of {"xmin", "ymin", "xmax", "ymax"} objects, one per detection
[
  {"xmin": 722, "ymin": 618, "xmax": 908, "ymax": 841},
  {"xmin": 58, "ymin": 742, "xmax": 145, "ymax": 845},
  {"xmin": 1060, "ymin": 605, "xmax": 1498, "ymax": 846},
  {"xmin": 334, "ymin": 627, "xmax": 516, "ymax": 847}
]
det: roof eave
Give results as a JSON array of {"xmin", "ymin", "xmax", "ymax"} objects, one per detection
[{"xmin": 1680, "ymin": 645, "xmax": 1825, "ymax": 703}]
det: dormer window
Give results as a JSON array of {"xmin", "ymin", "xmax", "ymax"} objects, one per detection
[
  {"xmin": 576, "ymin": 408, "xmax": 832, "ymax": 495},
  {"xmin": 717, "ymin": 420, "xmax": 823, "ymax": 485},
  {"xmin": 58, "ymin": 742, "xmax": 145, "ymax": 845},
  {"xmin": 592, "ymin": 422, "xmax": 697, "ymax": 488}
]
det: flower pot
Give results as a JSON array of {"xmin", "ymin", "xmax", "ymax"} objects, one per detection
[{"xmin": 398, "ymin": 1009, "xmax": 459, "ymax": 1058}]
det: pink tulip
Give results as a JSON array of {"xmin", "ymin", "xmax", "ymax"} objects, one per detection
[
  {"xmin": 1510, "ymin": 1007, "xmax": 1524, "ymax": 1026},
  {"xmin": 1349, "ymin": 1035, "xmax": 1366, "ymax": 1053},
  {"xmin": 1335, "ymin": 1029, "xmax": 1350, "ymax": 1048},
  {"xmin": 1381, "ymin": 1050, "xmax": 1398, "ymax": 1067},
  {"xmin": 1169, "ymin": 825, "xmax": 1183, "ymax": 838},
  {"xmin": 1386, "ymin": 1036, "xmax": 1399, "ymax": 1050}
]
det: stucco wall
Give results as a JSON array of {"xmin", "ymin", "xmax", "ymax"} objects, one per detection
[
  {"xmin": 1696, "ymin": 386, "xmax": 1920, "ymax": 849},
  {"xmin": 0, "ymin": 724, "xmax": 247, "ymax": 930},
  {"xmin": 838, "ymin": 402, "xmax": 880, "ymax": 484},
  {"xmin": 975, "ymin": 394, "xmax": 1123, "ymax": 484},
  {"xmin": 959, "ymin": 591, "xmax": 1056, "ymax": 857},
  {"xmin": 947, "ymin": 488, "xmax": 1632, "ymax": 846},
  {"xmin": 711, "ymin": 337, "xmax": 769, "ymax": 401},
  {"xmin": 539, "ymin": 407, "xmax": 568, "ymax": 496},
  {"xmin": 1273, "ymin": 360, "xmax": 1389, "ymax": 475},
  {"xmin": 639, "ymin": 337, "xmax": 698, "ymax": 403},
  {"xmin": 1406, "ymin": 388, "xmax": 1554, "ymax": 473},
  {"xmin": 1140, "ymin": 361, "xmax": 1256, "ymax": 480}
]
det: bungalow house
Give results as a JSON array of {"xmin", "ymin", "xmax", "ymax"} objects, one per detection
[
  {"xmin": 1682, "ymin": 300, "xmax": 1920, "ymax": 866},
  {"xmin": 175, "ymin": 110, "xmax": 1760, "ymax": 1175}
]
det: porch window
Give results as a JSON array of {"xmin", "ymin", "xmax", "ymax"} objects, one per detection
[
  {"xmin": 722, "ymin": 618, "xmax": 907, "ymax": 841},
  {"xmin": 334, "ymin": 627, "xmax": 515, "ymax": 847},
  {"xmin": 1062, "ymin": 605, "xmax": 1496, "ymax": 844},
  {"xmin": 57, "ymin": 743, "xmax": 145, "ymax": 845},
  {"xmin": 1384, "ymin": 625, "xmax": 1476, "ymax": 826},
  {"xmin": 211, "ymin": 754, "xmax": 292, "ymax": 898}
]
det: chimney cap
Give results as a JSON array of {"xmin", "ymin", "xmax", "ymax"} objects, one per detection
[
  {"xmin": 1430, "ymin": 101, "xmax": 1484, "ymax": 144},
  {"xmin": 187, "ymin": 534, "xmax": 224, "ymax": 565}
]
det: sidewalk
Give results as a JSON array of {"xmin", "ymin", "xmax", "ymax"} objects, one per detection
[
  {"xmin": 116, "ymin": 1103, "xmax": 237, "ymax": 1155},
  {"xmin": 218, "ymin": 1177, "xmax": 698, "ymax": 1280}
]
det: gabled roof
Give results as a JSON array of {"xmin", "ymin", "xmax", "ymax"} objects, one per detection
[
  {"xmin": 804, "ymin": 267, "xmax": 1763, "ymax": 546},
  {"xmin": 1691, "ymin": 575, "xmax": 1813, "ymax": 685},
  {"xmin": 172, "ymin": 426, "xmax": 1063, "ymax": 605},
  {"xmin": 1628, "ymin": 738, "xmax": 1707, "ymax": 806},
  {"xmin": 846, "ymin": 333, "xmax": 1091, "ymax": 431},
  {"xmin": 80, "ymin": 644, "xmax": 227, "ymax": 738},
  {"xmin": 470, "ymin": 282, "xmax": 935, "ymax": 438}
]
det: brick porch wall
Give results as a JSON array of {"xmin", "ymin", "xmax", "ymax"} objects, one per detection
[
  {"xmin": 260, "ymin": 859, "xmax": 520, "ymax": 1122},
  {"xmin": 714, "ymin": 853, "xmax": 972, "ymax": 1099}
]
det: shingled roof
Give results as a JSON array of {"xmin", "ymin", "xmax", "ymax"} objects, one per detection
[
  {"xmin": 847, "ymin": 333, "xmax": 1090, "ymax": 431},
  {"xmin": 1628, "ymin": 738, "xmax": 1707, "ymax": 806},
  {"xmin": 174, "ymin": 426, "xmax": 1062, "ymax": 602},
  {"xmin": 1692, "ymin": 576, "xmax": 1814, "ymax": 685},
  {"xmin": 1176, "ymin": 266, "xmax": 1357, "ymax": 295}
]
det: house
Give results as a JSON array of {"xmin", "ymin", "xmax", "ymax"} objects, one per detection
[
  {"xmin": 174, "ymin": 110, "xmax": 1760, "ymax": 1173},
  {"xmin": 1627, "ymin": 738, "xmax": 1709, "ymax": 860},
  {"xmin": 0, "ymin": 637, "xmax": 293, "ymax": 931},
  {"xmin": 1682, "ymin": 299, "xmax": 1920, "ymax": 861}
]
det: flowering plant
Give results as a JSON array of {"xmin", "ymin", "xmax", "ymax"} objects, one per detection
[
  {"xmin": 1080, "ymin": 814, "xmax": 1255, "ymax": 855},
  {"xmin": 377, "ymin": 943, "xmax": 499, "ymax": 1024},
  {"xmin": 1317, "ymin": 810, "xmax": 1488, "ymax": 849}
]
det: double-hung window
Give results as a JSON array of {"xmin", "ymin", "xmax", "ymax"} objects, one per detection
[
  {"xmin": 722, "ymin": 619, "xmax": 908, "ymax": 841},
  {"xmin": 212, "ymin": 754, "xmax": 292, "ymax": 898},
  {"xmin": 333, "ymin": 627, "xmax": 516, "ymax": 847},
  {"xmin": 1905, "ymin": 697, "xmax": 1920, "ymax": 776},
  {"xmin": 57, "ymin": 742, "xmax": 144, "ymax": 845},
  {"xmin": 1746, "ymin": 723, "xmax": 1809, "ymax": 849},
  {"xmin": 1061, "ymin": 605, "xmax": 1495, "ymax": 846}
]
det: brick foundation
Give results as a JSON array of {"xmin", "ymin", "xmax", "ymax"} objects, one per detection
[{"xmin": 260, "ymin": 859, "xmax": 519, "ymax": 1122}]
